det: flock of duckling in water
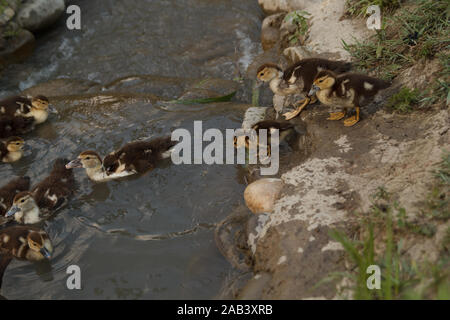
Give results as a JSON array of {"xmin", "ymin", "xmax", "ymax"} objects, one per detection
[{"xmin": 0, "ymin": 57, "xmax": 390, "ymax": 293}]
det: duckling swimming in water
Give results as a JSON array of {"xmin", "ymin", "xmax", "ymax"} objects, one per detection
[
  {"xmin": 0, "ymin": 137, "xmax": 25, "ymax": 163},
  {"xmin": 309, "ymin": 70, "xmax": 391, "ymax": 126},
  {"xmin": 256, "ymin": 58, "xmax": 352, "ymax": 120},
  {"xmin": 0, "ymin": 115, "xmax": 35, "ymax": 138},
  {"xmin": 66, "ymin": 136, "xmax": 176, "ymax": 182},
  {"xmin": 0, "ymin": 177, "xmax": 30, "ymax": 217},
  {"xmin": 5, "ymin": 159, "xmax": 75, "ymax": 224},
  {"xmin": 0, "ymin": 226, "xmax": 52, "ymax": 288},
  {"xmin": 0, "ymin": 95, "xmax": 56, "ymax": 125}
]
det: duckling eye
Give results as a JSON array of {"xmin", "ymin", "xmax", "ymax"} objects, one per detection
[
  {"xmin": 85, "ymin": 157, "xmax": 91, "ymax": 160},
  {"xmin": 20, "ymin": 199, "xmax": 25, "ymax": 203}
]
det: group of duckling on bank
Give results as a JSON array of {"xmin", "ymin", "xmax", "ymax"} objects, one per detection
[{"xmin": 0, "ymin": 57, "xmax": 391, "ymax": 291}]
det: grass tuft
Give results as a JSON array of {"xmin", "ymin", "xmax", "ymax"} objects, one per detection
[
  {"xmin": 346, "ymin": 0, "xmax": 402, "ymax": 17},
  {"xmin": 386, "ymin": 87, "xmax": 421, "ymax": 113},
  {"xmin": 321, "ymin": 154, "xmax": 450, "ymax": 299}
]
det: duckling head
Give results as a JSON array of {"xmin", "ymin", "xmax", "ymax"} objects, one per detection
[
  {"xmin": 309, "ymin": 70, "xmax": 337, "ymax": 96},
  {"xmin": 27, "ymin": 231, "xmax": 52, "ymax": 259},
  {"xmin": 234, "ymin": 135, "xmax": 250, "ymax": 150},
  {"xmin": 5, "ymin": 136, "xmax": 25, "ymax": 153},
  {"xmin": 256, "ymin": 63, "xmax": 282, "ymax": 83},
  {"xmin": 31, "ymin": 95, "xmax": 50, "ymax": 111},
  {"xmin": 5, "ymin": 191, "xmax": 40, "ymax": 223},
  {"xmin": 30, "ymin": 95, "xmax": 57, "ymax": 123},
  {"xmin": 66, "ymin": 151, "xmax": 103, "ymax": 170}
]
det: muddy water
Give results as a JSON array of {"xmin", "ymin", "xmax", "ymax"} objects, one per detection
[{"xmin": 0, "ymin": 0, "xmax": 263, "ymax": 299}]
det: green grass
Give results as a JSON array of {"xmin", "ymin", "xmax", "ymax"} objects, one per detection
[
  {"xmin": 284, "ymin": 10, "xmax": 311, "ymax": 45},
  {"xmin": 386, "ymin": 87, "xmax": 421, "ymax": 113},
  {"xmin": 346, "ymin": 0, "xmax": 402, "ymax": 17},
  {"xmin": 343, "ymin": 0, "xmax": 450, "ymax": 109},
  {"xmin": 321, "ymin": 153, "xmax": 450, "ymax": 299},
  {"xmin": 425, "ymin": 152, "xmax": 450, "ymax": 220}
]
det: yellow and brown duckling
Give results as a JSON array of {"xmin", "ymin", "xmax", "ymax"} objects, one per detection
[
  {"xmin": 0, "ymin": 95, "xmax": 56, "ymax": 125},
  {"xmin": 0, "ymin": 226, "xmax": 52, "ymax": 287},
  {"xmin": 66, "ymin": 136, "xmax": 176, "ymax": 182},
  {"xmin": 0, "ymin": 136, "xmax": 25, "ymax": 163},
  {"xmin": 309, "ymin": 70, "xmax": 391, "ymax": 127},
  {"xmin": 0, "ymin": 177, "xmax": 30, "ymax": 217},
  {"xmin": 234, "ymin": 120, "xmax": 294, "ymax": 156},
  {"xmin": 256, "ymin": 58, "xmax": 352, "ymax": 120},
  {"xmin": 5, "ymin": 159, "xmax": 75, "ymax": 224}
]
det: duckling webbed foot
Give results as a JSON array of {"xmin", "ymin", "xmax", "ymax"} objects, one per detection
[
  {"xmin": 283, "ymin": 97, "xmax": 310, "ymax": 120},
  {"xmin": 343, "ymin": 107, "xmax": 360, "ymax": 127},
  {"xmin": 327, "ymin": 111, "xmax": 346, "ymax": 121}
]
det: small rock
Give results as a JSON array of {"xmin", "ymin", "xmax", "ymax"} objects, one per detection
[
  {"xmin": 0, "ymin": 7, "xmax": 15, "ymax": 26},
  {"xmin": 0, "ymin": 28, "xmax": 35, "ymax": 67},
  {"xmin": 244, "ymin": 178, "xmax": 284, "ymax": 214},
  {"xmin": 261, "ymin": 13, "xmax": 285, "ymax": 51},
  {"xmin": 258, "ymin": 0, "xmax": 310, "ymax": 15},
  {"xmin": 17, "ymin": 0, "xmax": 65, "ymax": 32}
]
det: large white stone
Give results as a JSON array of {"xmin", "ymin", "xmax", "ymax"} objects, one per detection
[{"xmin": 244, "ymin": 178, "xmax": 284, "ymax": 214}]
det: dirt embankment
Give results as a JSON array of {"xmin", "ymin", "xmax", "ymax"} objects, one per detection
[{"xmin": 217, "ymin": 0, "xmax": 449, "ymax": 299}]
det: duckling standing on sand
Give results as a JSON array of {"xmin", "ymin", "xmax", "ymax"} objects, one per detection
[
  {"xmin": 66, "ymin": 136, "xmax": 176, "ymax": 182},
  {"xmin": 0, "ymin": 177, "xmax": 30, "ymax": 217},
  {"xmin": 0, "ymin": 137, "xmax": 25, "ymax": 163},
  {"xmin": 0, "ymin": 226, "xmax": 52, "ymax": 288},
  {"xmin": 0, "ymin": 95, "xmax": 56, "ymax": 125},
  {"xmin": 256, "ymin": 58, "xmax": 352, "ymax": 120},
  {"xmin": 5, "ymin": 159, "xmax": 75, "ymax": 224},
  {"xmin": 309, "ymin": 70, "xmax": 391, "ymax": 127}
]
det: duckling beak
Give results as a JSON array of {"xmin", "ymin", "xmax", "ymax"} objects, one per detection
[
  {"xmin": 66, "ymin": 158, "xmax": 83, "ymax": 169},
  {"xmin": 308, "ymin": 85, "xmax": 320, "ymax": 96},
  {"xmin": 255, "ymin": 79, "xmax": 263, "ymax": 88},
  {"xmin": 5, "ymin": 205, "xmax": 20, "ymax": 217},
  {"xmin": 48, "ymin": 105, "xmax": 58, "ymax": 114},
  {"xmin": 40, "ymin": 247, "xmax": 52, "ymax": 259},
  {"xmin": 22, "ymin": 144, "xmax": 31, "ymax": 152}
]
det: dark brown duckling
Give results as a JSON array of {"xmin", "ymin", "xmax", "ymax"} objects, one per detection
[
  {"xmin": 0, "ymin": 115, "xmax": 35, "ymax": 138},
  {"xmin": 0, "ymin": 226, "xmax": 52, "ymax": 288},
  {"xmin": 309, "ymin": 70, "xmax": 391, "ymax": 126},
  {"xmin": 5, "ymin": 159, "xmax": 75, "ymax": 224},
  {"xmin": 66, "ymin": 136, "xmax": 176, "ymax": 182},
  {"xmin": 234, "ymin": 120, "xmax": 295, "ymax": 157},
  {"xmin": 0, "ymin": 177, "xmax": 30, "ymax": 217},
  {"xmin": 0, "ymin": 95, "xmax": 56, "ymax": 125},
  {"xmin": 256, "ymin": 58, "xmax": 352, "ymax": 119},
  {"xmin": 0, "ymin": 136, "xmax": 25, "ymax": 163}
]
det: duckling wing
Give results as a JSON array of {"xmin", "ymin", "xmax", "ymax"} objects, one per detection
[
  {"xmin": 0, "ymin": 177, "xmax": 30, "ymax": 216},
  {"xmin": 0, "ymin": 254, "xmax": 12, "ymax": 288},
  {"xmin": 0, "ymin": 116, "xmax": 34, "ymax": 138},
  {"xmin": 0, "ymin": 96, "xmax": 31, "ymax": 116},
  {"xmin": 32, "ymin": 159, "xmax": 75, "ymax": 211},
  {"xmin": 0, "ymin": 143, "xmax": 6, "ymax": 160}
]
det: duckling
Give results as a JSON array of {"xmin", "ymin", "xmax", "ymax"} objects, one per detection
[
  {"xmin": 0, "ymin": 95, "xmax": 56, "ymax": 125},
  {"xmin": 309, "ymin": 70, "xmax": 391, "ymax": 127},
  {"xmin": 0, "ymin": 177, "xmax": 30, "ymax": 217},
  {"xmin": 234, "ymin": 120, "xmax": 294, "ymax": 157},
  {"xmin": 5, "ymin": 159, "xmax": 75, "ymax": 224},
  {"xmin": 256, "ymin": 58, "xmax": 352, "ymax": 120},
  {"xmin": 0, "ymin": 115, "xmax": 35, "ymax": 138},
  {"xmin": 0, "ymin": 136, "xmax": 25, "ymax": 163},
  {"xmin": 66, "ymin": 136, "xmax": 176, "ymax": 182},
  {"xmin": 0, "ymin": 226, "xmax": 52, "ymax": 287}
]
